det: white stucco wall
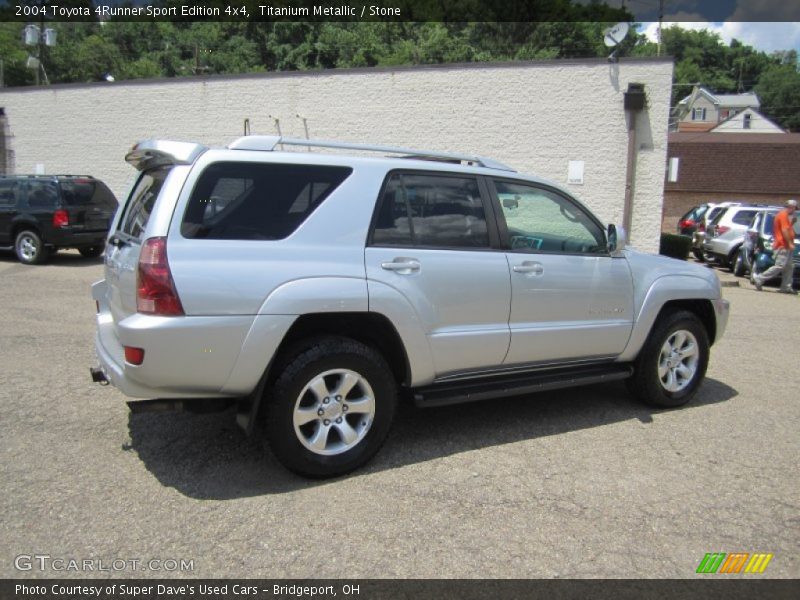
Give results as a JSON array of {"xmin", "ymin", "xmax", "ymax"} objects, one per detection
[{"xmin": 0, "ymin": 58, "xmax": 673, "ymax": 251}]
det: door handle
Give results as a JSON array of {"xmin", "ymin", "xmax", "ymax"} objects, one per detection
[
  {"xmin": 381, "ymin": 259, "xmax": 421, "ymax": 273},
  {"xmin": 512, "ymin": 261, "xmax": 544, "ymax": 275}
]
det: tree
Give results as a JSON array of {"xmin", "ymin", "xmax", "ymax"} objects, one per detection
[{"xmin": 756, "ymin": 64, "xmax": 800, "ymax": 131}]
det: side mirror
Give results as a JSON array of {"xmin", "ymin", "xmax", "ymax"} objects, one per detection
[
  {"xmin": 607, "ymin": 224, "xmax": 626, "ymax": 256},
  {"xmin": 502, "ymin": 197, "xmax": 519, "ymax": 210}
]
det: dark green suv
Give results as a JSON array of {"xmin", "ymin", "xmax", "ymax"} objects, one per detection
[{"xmin": 0, "ymin": 175, "xmax": 118, "ymax": 264}]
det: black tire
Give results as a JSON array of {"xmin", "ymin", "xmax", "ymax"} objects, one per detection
[
  {"xmin": 726, "ymin": 246, "xmax": 741, "ymax": 272},
  {"xmin": 266, "ymin": 336, "xmax": 397, "ymax": 478},
  {"xmin": 627, "ymin": 310, "xmax": 709, "ymax": 408},
  {"xmin": 78, "ymin": 245, "xmax": 105, "ymax": 258},
  {"xmin": 14, "ymin": 230, "xmax": 50, "ymax": 265},
  {"xmin": 732, "ymin": 249, "xmax": 747, "ymax": 277}
]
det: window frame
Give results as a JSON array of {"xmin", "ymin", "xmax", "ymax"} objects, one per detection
[
  {"xmin": 0, "ymin": 179, "xmax": 21, "ymax": 208},
  {"xmin": 115, "ymin": 167, "xmax": 171, "ymax": 243},
  {"xmin": 367, "ymin": 169, "xmax": 502, "ymax": 251},
  {"xmin": 179, "ymin": 161, "xmax": 353, "ymax": 242},
  {"xmin": 486, "ymin": 177, "xmax": 610, "ymax": 257}
]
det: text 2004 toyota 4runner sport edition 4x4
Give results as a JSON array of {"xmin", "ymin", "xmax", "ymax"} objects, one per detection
[{"xmin": 91, "ymin": 136, "xmax": 730, "ymax": 478}]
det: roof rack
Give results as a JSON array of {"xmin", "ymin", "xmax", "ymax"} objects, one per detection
[{"xmin": 227, "ymin": 135, "xmax": 516, "ymax": 172}]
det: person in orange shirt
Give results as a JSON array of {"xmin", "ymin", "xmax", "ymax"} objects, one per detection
[{"xmin": 754, "ymin": 199, "xmax": 798, "ymax": 294}]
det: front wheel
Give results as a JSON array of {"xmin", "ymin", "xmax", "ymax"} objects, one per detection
[
  {"xmin": 266, "ymin": 337, "xmax": 397, "ymax": 478},
  {"xmin": 628, "ymin": 311, "xmax": 709, "ymax": 408}
]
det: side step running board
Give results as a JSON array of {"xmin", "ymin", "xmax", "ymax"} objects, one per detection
[{"xmin": 412, "ymin": 364, "xmax": 634, "ymax": 408}]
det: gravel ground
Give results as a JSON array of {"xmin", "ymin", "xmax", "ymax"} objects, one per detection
[{"xmin": 1, "ymin": 250, "xmax": 798, "ymax": 579}]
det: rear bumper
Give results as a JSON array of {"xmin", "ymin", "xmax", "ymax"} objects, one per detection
[
  {"xmin": 702, "ymin": 238, "xmax": 737, "ymax": 260},
  {"xmin": 47, "ymin": 228, "xmax": 107, "ymax": 248},
  {"xmin": 91, "ymin": 279, "xmax": 295, "ymax": 399}
]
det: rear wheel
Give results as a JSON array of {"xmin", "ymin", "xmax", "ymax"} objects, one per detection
[
  {"xmin": 628, "ymin": 310, "xmax": 709, "ymax": 408},
  {"xmin": 15, "ymin": 230, "xmax": 50, "ymax": 265},
  {"xmin": 266, "ymin": 336, "xmax": 397, "ymax": 478},
  {"xmin": 726, "ymin": 246, "xmax": 741, "ymax": 272},
  {"xmin": 78, "ymin": 245, "xmax": 105, "ymax": 258}
]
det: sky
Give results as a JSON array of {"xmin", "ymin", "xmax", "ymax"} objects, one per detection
[{"xmin": 639, "ymin": 21, "xmax": 800, "ymax": 54}]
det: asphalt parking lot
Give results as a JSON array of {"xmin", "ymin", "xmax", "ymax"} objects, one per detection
[{"xmin": 1, "ymin": 250, "xmax": 798, "ymax": 580}]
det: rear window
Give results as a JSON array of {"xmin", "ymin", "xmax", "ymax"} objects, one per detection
[
  {"xmin": 59, "ymin": 178, "xmax": 118, "ymax": 210},
  {"xmin": 118, "ymin": 169, "xmax": 169, "ymax": 240},
  {"xmin": 732, "ymin": 210, "xmax": 757, "ymax": 226},
  {"xmin": 681, "ymin": 205, "xmax": 707, "ymax": 221},
  {"xmin": 181, "ymin": 162, "xmax": 352, "ymax": 240}
]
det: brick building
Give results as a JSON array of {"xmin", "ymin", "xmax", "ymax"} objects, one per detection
[{"xmin": 662, "ymin": 132, "xmax": 800, "ymax": 231}]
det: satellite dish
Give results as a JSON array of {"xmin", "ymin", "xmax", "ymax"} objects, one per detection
[
  {"xmin": 604, "ymin": 22, "xmax": 630, "ymax": 47},
  {"xmin": 604, "ymin": 22, "xmax": 630, "ymax": 63}
]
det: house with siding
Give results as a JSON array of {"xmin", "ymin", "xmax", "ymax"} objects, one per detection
[{"xmin": 674, "ymin": 86, "xmax": 765, "ymax": 132}]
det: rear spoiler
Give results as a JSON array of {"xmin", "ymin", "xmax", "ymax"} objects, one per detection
[{"xmin": 125, "ymin": 140, "xmax": 208, "ymax": 171}]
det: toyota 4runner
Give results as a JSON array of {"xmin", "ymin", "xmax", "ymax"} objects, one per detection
[{"xmin": 91, "ymin": 136, "xmax": 730, "ymax": 478}]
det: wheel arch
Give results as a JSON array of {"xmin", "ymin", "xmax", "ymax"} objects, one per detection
[
  {"xmin": 619, "ymin": 276, "xmax": 721, "ymax": 361},
  {"xmin": 237, "ymin": 311, "xmax": 410, "ymax": 436},
  {"xmin": 11, "ymin": 219, "xmax": 43, "ymax": 240}
]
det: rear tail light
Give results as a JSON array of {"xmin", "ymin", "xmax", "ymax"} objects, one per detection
[
  {"xmin": 716, "ymin": 226, "xmax": 731, "ymax": 236},
  {"xmin": 53, "ymin": 209, "xmax": 69, "ymax": 228},
  {"xmin": 679, "ymin": 219, "xmax": 694, "ymax": 230},
  {"xmin": 136, "ymin": 237, "xmax": 184, "ymax": 316},
  {"xmin": 124, "ymin": 346, "xmax": 145, "ymax": 365}
]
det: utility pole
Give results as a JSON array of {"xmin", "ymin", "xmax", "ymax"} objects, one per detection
[{"xmin": 657, "ymin": 0, "xmax": 664, "ymax": 57}]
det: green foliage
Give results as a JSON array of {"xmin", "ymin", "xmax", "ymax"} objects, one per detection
[
  {"xmin": 756, "ymin": 64, "xmax": 800, "ymax": 131},
  {"xmin": 2, "ymin": 14, "xmax": 798, "ymax": 130}
]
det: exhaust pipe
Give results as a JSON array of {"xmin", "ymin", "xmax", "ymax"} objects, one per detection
[{"xmin": 90, "ymin": 367, "xmax": 109, "ymax": 386}]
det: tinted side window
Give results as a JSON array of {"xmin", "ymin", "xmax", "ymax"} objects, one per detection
[
  {"xmin": 181, "ymin": 162, "xmax": 352, "ymax": 240},
  {"xmin": 26, "ymin": 180, "xmax": 59, "ymax": 209},
  {"xmin": 59, "ymin": 178, "xmax": 118, "ymax": 210},
  {"xmin": 0, "ymin": 180, "xmax": 20, "ymax": 207},
  {"xmin": 371, "ymin": 173, "xmax": 488, "ymax": 248},
  {"xmin": 493, "ymin": 180, "xmax": 605, "ymax": 254},
  {"xmin": 119, "ymin": 169, "xmax": 169, "ymax": 240}
]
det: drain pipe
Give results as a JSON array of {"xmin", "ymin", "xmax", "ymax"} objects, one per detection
[{"xmin": 622, "ymin": 83, "xmax": 646, "ymax": 241}]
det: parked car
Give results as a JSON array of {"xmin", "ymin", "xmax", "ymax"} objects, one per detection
[
  {"xmin": 91, "ymin": 136, "xmax": 730, "ymax": 478},
  {"xmin": 0, "ymin": 175, "xmax": 118, "ymax": 264},
  {"xmin": 702, "ymin": 204, "xmax": 764, "ymax": 268},
  {"xmin": 733, "ymin": 208, "xmax": 800, "ymax": 288},
  {"xmin": 681, "ymin": 201, "xmax": 741, "ymax": 261}
]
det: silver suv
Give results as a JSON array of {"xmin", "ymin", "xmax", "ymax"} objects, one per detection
[
  {"xmin": 702, "ymin": 204, "xmax": 765, "ymax": 268},
  {"xmin": 91, "ymin": 136, "xmax": 730, "ymax": 478}
]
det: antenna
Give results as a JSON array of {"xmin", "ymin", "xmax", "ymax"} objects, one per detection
[{"xmin": 603, "ymin": 22, "xmax": 630, "ymax": 63}]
